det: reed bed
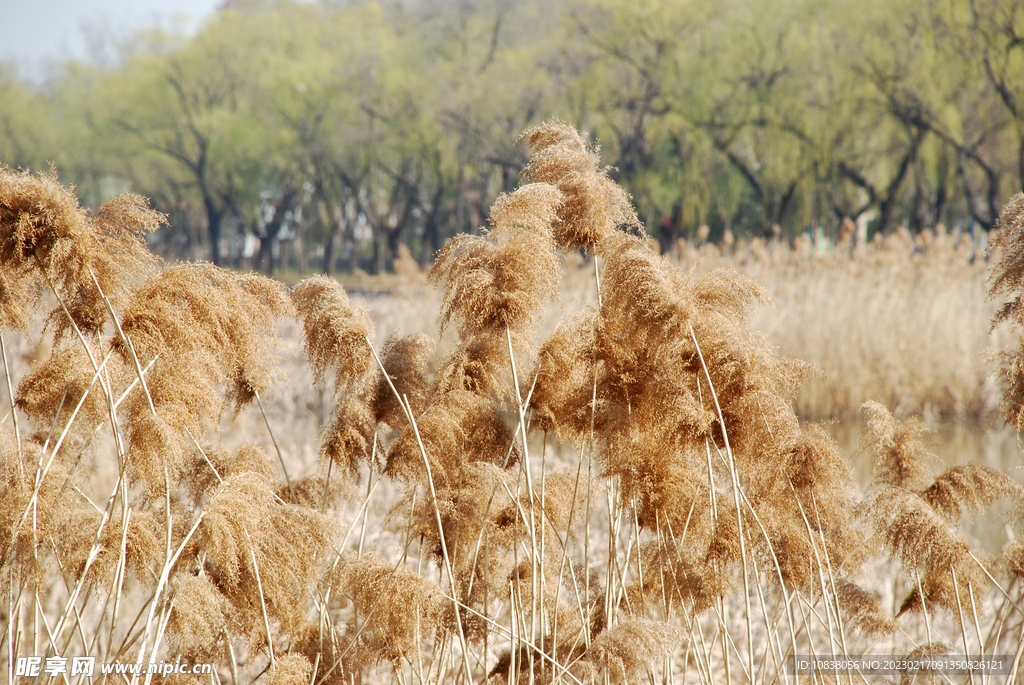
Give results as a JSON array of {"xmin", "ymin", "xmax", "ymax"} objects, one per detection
[
  {"xmin": 338, "ymin": 214, "xmax": 1009, "ymax": 425},
  {"xmin": 2, "ymin": 124, "xmax": 1024, "ymax": 685},
  {"xmin": 551, "ymin": 229, "xmax": 1006, "ymax": 424}
]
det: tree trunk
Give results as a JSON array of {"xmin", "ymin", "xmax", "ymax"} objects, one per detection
[
  {"xmin": 204, "ymin": 193, "xmax": 223, "ymax": 266},
  {"xmin": 371, "ymin": 229, "xmax": 385, "ymax": 275}
]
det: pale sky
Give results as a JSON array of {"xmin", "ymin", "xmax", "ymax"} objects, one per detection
[{"xmin": 0, "ymin": 0, "xmax": 222, "ymax": 81}]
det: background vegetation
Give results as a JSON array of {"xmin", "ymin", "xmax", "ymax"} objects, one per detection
[{"xmin": 2, "ymin": 0, "xmax": 1023, "ymax": 273}]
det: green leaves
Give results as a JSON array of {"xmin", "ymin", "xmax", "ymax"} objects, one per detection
[{"xmin": 4, "ymin": 0, "xmax": 1024, "ymax": 268}]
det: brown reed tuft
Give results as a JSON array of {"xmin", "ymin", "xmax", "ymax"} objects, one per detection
[
  {"xmin": 198, "ymin": 472, "xmax": 278, "ymax": 596},
  {"xmin": 922, "ymin": 463, "xmax": 1022, "ymax": 523},
  {"xmin": 184, "ymin": 442, "xmax": 277, "ymax": 504},
  {"xmin": 197, "ymin": 472, "xmax": 334, "ymax": 640},
  {"xmin": 266, "ymin": 654, "xmax": 314, "ymax": 685},
  {"xmin": 0, "ymin": 166, "xmax": 163, "ymax": 335},
  {"xmin": 783, "ymin": 424, "xmax": 849, "ymax": 492},
  {"xmin": 749, "ymin": 424, "xmax": 865, "ymax": 587},
  {"xmin": 580, "ymin": 618, "xmax": 685, "ymax": 684},
  {"xmin": 292, "ymin": 624, "xmax": 346, "ymax": 685},
  {"xmin": 896, "ymin": 554, "xmax": 988, "ymax": 617},
  {"xmin": 326, "ymin": 553, "xmax": 446, "ymax": 671},
  {"xmin": 635, "ymin": 507, "xmax": 743, "ymax": 618},
  {"xmin": 15, "ymin": 342, "xmax": 126, "ymax": 436},
  {"xmin": 160, "ymin": 674, "xmax": 206, "ymax": 685},
  {"xmin": 753, "ymin": 506, "xmax": 822, "ymax": 592},
  {"xmin": 119, "ymin": 263, "xmax": 292, "ymax": 408},
  {"xmin": 371, "ymin": 332, "xmax": 434, "ymax": 427},
  {"xmin": 638, "ymin": 539, "xmax": 726, "ymax": 617},
  {"xmin": 860, "ymin": 399, "xmax": 1017, "ymax": 613},
  {"xmin": 429, "ymin": 182, "xmax": 561, "ymax": 350},
  {"xmin": 385, "ymin": 389, "xmax": 518, "ymax": 488},
  {"xmin": 433, "ymin": 335, "xmax": 510, "ymax": 398},
  {"xmin": 218, "ymin": 440, "xmax": 277, "ymax": 479},
  {"xmin": 112, "ymin": 264, "xmax": 291, "ymax": 488},
  {"xmin": 321, "ymin": 393, "xmax": 377, "ymax": 477},
  {"xmin": 122, "ymin": 352, "xmax": 221, "ymax": 489},
  {"xmin": 535, "ymin": 469, "xmax": 588, "ymax": 536},
  {"xmin": 861, "ymin": 401, "xmax": 937, "ymax": 490},
  {"xmin": 104, "ymin": 510, "xmax": 162, "ymax": 581},
  {"xmin": 987, "ymin": 192, "xmax": 1024, "ymax": 329},
  {"xmin": 404, "ymin": 462, "xmax": 512, "ymax": 550},
  {"xmin": 519, "ymin": 122, "xmax": 639, "ymax": 250},
  {"xmin": 893, "ymin": 642, "xmax": 954, "ymax": 685},
  {"xmin": 834, "ymin": 579, "xmax": 897, "ymax": 637},
  {"xmin": 489, "ymin": 634, "xmax": 586, "ymax": 685},
  {"xmin": 1001, "ymin": 537, "xmax": 1024, "ymax": 578},
  {"xmin": 1, "ymin": 432, "xmax": 81, "ymax": 581},
  {"xmin": 987, "ymin": 192, "xmax": 1024, "ymax": 429},
  {"xmin": 394, "ymin": 462, "xmax": 518, "ymax": 634},
  {"xmin": 292, "ymin": 276, "xmax": 384, "ymax": 476},
  {"xmin": 529, "ymin": 310, "xmax": 598, "ymax": 439},
  {"xmin": 521, "ymin": 124, "xmax": 860, "ymax": 632},
  {"xmin": 276, "ymin": 472, "xmax": 351, "ymax": 509},
  {"xmin": 859, "ymin": 401, "xmax": 1010, "ymax": 616},
  {"xmin": 291, "ymin": 275, "xmax": 374, "ymax": 392},
  {"xmin": 871, "ymin": 486, "xmax": 968, "ymax": 572},
  {"xmin": 166, "ymin": 574, "xmax": 231, "ymax": 659}
]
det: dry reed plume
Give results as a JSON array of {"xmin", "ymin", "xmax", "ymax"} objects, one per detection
[
  {"xmin": 643, "ymin": 225, "xmax": 1006, "ymax": 422},
  {"xmin": 989, "ymin": 192, "xmax": 1024, "ymax": 430},
  {"xmin": 3, "ymin": 139, "xmax": 1024, "ymax": 685}
]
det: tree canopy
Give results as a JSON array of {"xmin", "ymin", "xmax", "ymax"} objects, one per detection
[{"xmin": 2, "ymin": 0, "xmax": 1022, "ymax": 272}]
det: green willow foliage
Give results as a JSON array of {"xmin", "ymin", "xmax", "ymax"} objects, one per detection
[{"xmin": 1, "ymin": 0, "xmax": 1022, "ymax": 271}]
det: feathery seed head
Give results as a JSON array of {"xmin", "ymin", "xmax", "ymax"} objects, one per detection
[
  {"xmin": 434, "ymin": 335, "xmax": 510, "ymax": 399},
  {"xmin": 581, "ymin": 618, "xmax": 685, "ymax": 685},
  {"xmin": 870, "ymin": 487, "xmax": 969, "ymax": 575},
  {"xmin": 371, "ymin": 332, "xmax": 434, "ymax": 427},
  {"xmin": 119, "ymin": 263, "xmax": 290, "ymax": 410},
  {"xmin": 835, "ymin": 579, "xmax": 897, "ymax": 637},
  {"xmin": 988, "ymin": 192, "xmax": 1024, "ymax": 327},
  {"xmin": 16, "ymin": 342, "xmax": 125, "ymax": 435},
  {"xmin": 1002, "ymin": 538, "xmax": 1024, "ymax": 579},
  {"xmin": 0, "ymin": 166, "xmax": 163, "ymax": 335},
  {"xmin": 429, "ymin": 183, "xmax": 561, "ymax": 348},
  {"xmin": 321, "ymin": 393, "xmax": 377, "ymax": 477},
  {"xmin": 198, "ymin": 472, "xmax": 278, "ymax": 596},
  {"xmin": 922, "ymin": 463, "xmax": 1022, "ymax": 523},
  {"xmin": 896, "ymin": 555, "xmax": 988, "ymax": 617},
  {"xmin": 166, "ymin": 574, "xmax": 231, "ymax": 659},
  {"xmin": 327, "ymin": 553, "xmax": 446, "ymax": 668},
  {"xmin": 519, "ymin": 122, "xmax": 639, "ymax": 250},
  {"xmin": 987, "ymin": 193, "xmax": 1024, "ymax": 429},
  {"xmin": 291, "ymin": 275, "xmax": 374, "ymax": 392},
  {"xmin": 198, "ymin": 472, "xmax": 334, "ymax": 639},
  {"xmin": 266, "ymin": 654, "xmax": 314, "ymax": 685},
  {"xmin": 529, "ymin": 310, "xmax": 598, "ymax": 439},
  {"xmin": 861, "ymin": 401, "xmax": 936, "ymax": 490},
  {"xmin": 55, "ymin": 509, "xmax": 161, "ymax": 588},
  {"xmin": 386, "ymin": 389, "xmax": 518, "ymax": 488},
  {"xmin": 185, "ymin": 442, "xmax": 277, "ymax": 503}
]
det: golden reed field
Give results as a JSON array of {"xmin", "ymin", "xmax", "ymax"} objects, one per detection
[{"xmin": 3, "ymin": 122, "xmax": 1024, "ymax": 685}]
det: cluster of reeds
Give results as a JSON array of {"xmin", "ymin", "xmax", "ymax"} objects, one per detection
[
  {"xmin": 577, "ymin": 222, "xmax": 1006, "ymax": 423},
  {"xmin": 2, "ymin": 131, "xmax": 1024, "ymax": 685}
]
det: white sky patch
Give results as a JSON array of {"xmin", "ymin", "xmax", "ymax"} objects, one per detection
[{"xmin": 0, "ymin": 0, "xmax": 221, "ymax": 81}]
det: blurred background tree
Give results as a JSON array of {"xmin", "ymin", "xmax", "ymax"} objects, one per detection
[{"xmin": 1, "ymin": 0, "xmax": 1022, "ymax": 273}]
